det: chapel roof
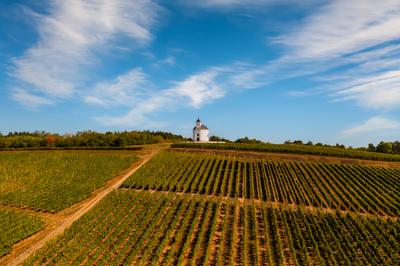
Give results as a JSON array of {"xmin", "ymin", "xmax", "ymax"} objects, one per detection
[{"xmin": 193, "ymin": 124, "xmax": 208, "ymax": 130}]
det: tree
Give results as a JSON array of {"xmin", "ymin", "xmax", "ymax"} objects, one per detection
[
  {"xmin": 0, "ymin": 138, "xmax": 5, "ymax": 148},
  {"xmin": 367, "ymin": 143, "xmax": 376, "ymax": 152},
  {"xmin": 209, "ymin": 135, "xmax": 230, "ymax": 142},
  {"xmin": 376, "ymin": 141, "xmax": 392, "ymax": 154},
  {"xmin": 335, "ymin": 143, "xmax": 346, "ymax": 149},
  {"xmin": 235, "ymin": 137, "xmax": 263, "ymax": 144},
  {"xmin": 46, "ymin": 135, "xmax": 57, "ymax": 147},
  {"xmin": 0, "ymin": 130, "xmax": 187, "ymax": 149},
  {"xmin": 392, "ymin": 141, "xmax": 400, "ymax": 154}
]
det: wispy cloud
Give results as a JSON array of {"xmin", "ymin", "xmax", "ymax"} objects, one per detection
[
  {"xmin": 84, "ymin": 68, "xmax": 150, "ymax": 107},
  {"xmin": 161, "ymin": 55, "xmax": 176, "ymax": 66},
  {"xmin": 230, "ymin": 1, "xmax": 400, "ymax": 109},
  {"xmin": 9, "ymin": 0, "xmax": 400, "ymax": 132},
  {"xmin": 277, "ymin": 1, "xmax": 400, "ymax": 110},
  {"xmin": 331, "ymin": 70, "xmax": 400, "ymax": 109},
  {"xmin": 152, "ymin": 55, "xmax": 176, "ymax": 67},
  {"xmin": 96, "ymin": 68, "xmax": 226, "ymax": 127},
  {"xmin": 11, "ymin": 88, "xmax": 53, "ymax": 108},
  {"xmin": 274, "ymin": 1, "xmax": 400, "ymax": 59},
  {"xmin": 10, "ymin": 0, "xmax": 159, "ymax": 106},
  {"xmin": 342, "ymin": 116, "xmax": 400, "ymax": 137},
  {"xmin": 179, "ymin": 0, "xmax": 306, "ymax": 9}
]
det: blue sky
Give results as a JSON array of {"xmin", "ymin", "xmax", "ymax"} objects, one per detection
[{"xmin": 1, "ymin": 0, "xmax": 400, "ymax": 146}]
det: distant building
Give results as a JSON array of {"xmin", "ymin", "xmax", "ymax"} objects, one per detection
[{"xmin": 193, "ymin": 118, "xmax": 209, "ymax": 142}]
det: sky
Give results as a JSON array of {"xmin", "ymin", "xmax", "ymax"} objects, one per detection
[{"xmin": 1, "ymin": 0, "xmax": 400, "ymax": 147}]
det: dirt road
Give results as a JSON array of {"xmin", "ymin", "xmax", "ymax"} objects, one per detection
[{"xmin": 0, "ymin": 148, "xmax": 160, "ymax": 266}]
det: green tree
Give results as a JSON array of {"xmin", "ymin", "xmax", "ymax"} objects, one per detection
[
  {"xmin": 209, "ymin": 135, "xmax": 230, "ymax": 142},
  {"xmin": 367, "ymin": 143, "xmax": 376, "ymax": 152},
  {"xmin": 235, "ymin": 137, "xmax": 263, "ymax": 144},
  {"xmin": 392, "ymin": 141, "xmax": 400, "ymax": 154},
  {"xmin": 376, "ymin": 141, "xmax": 392, "ymax": 154}
]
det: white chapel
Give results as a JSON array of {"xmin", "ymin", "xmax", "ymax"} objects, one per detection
[{"xmin": 193, "ymin": 118, "xmax": 209, "ymax": 142}]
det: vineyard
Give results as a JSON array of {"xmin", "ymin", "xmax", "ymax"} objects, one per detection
[
  {"xmin": 172, "ymin": 142, "xmax": 400, "ymax": 162},
  {"xmin": 0, "ymin": 209, "xmax": 43, "ymax": 257},
  {"xmin": 2, "ymin": 147, "xmax": 399, "ymax": 265},
  {"xmin": 26, "ymin": 190, "xmax": 400, "ymax": 265},
  {"xmin": 0, "ymin": 150, "xmax": 138, "ymax": 212},
  {"xmin": 122, "ymin": 151, "xmax": 400, "ymax": 217}
]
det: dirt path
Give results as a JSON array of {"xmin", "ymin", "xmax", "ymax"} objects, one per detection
[
  {"xmin": 0, "ymin": 148, "xmax": 161, "ymax": 266},
  {"xmin": 171, "ymin": 148, "xmax": 400, "ymax": 168}
]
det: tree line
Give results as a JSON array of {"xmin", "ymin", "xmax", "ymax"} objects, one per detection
[
  {"xmin": 209, "ymin": 136, "xmax": 400, "ymax": 155},
  {"xmin": 0, "ymin": 131, "xmax": 186, "ymax": 149},
  {"xmin": 1, "ymin": 131, "xmax": 398, "ymax": 155}
]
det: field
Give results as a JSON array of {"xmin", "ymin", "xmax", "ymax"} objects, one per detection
[
  {"xmin": 3, "ymin": 148, "xmax": 400, "ymax": 264},
  {"xmin": 0, "ymin": 209, "xmax": 43, "ymax": 257},
  {"xmin": 172, "ymin": 142, "xmax": 400, "ymax": 162},
  {"xmin": 0, "ymin": 151, "xmax": 138, "ymax": 212},
  {"xmin": 122, "ymin": 151, "xmax": 400, "ymax": 217},
  {"xmin": 26, "ymin": 190, "xmax": 400, "ymax": 265}
]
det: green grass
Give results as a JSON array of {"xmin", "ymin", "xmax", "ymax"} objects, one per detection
[
  {"xmin": 0, "ymin": 150, "xmax": 138, "ymax": 212},
  {"xmin": 0, "ymin": 209, "xmax": 43, "ymax": 257},
  {"xmin": 172, "ymin": 142, "xmax": 400, "ymax": 161}
]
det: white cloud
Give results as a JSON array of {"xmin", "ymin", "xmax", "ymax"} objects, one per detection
[
  {"xmin": 11, "ymin": 88, "xmax": 53, "ymax": 108},
  {"xmin": 180, "ymin": 0, "xmax": 304, "ymax": 9},
  {"xmin": 152, "ymin": 55, "xmax": 176, "ymax": 67},
  {"xmin": 274, "ymin": 1, "xmax": 400, "ymax": 59},
  {"xmin": 342, "ymin": 116, "xmax": 400, "ymax": 137},
  {"xmin": 178, "ymin": 1, "xmax": 400, "ymax": 129},
  {"xmin": 229, "ymin": 67, "xmax": 267, "ymax": 89},
  {"xmin": 332, "ymin": 70, "xmax": 400, "ymax": 109},
  {"xmin": 96, "ymin": 68, "xmax": 225, "ymax": 127},
  {"xmin": 84, "ymin": 68, "xmax": 150, "ymax": 107},
  {"xmin": 161, "ymin": 55, "xmax": 176, "ymax": 66},
  {"xmin": 229, "ymin": 0, "xmax": 400, "ymax": 110},
  {"xmin": 172, "ymin": 69, "xmax": 225, "ymax": 108},
  {"xmin": 182, "ymin": 0, "xmax": 267, "ymax": 8},
  {"xmin": 11, "ymin": 0, "xmax": 159, "ymax": 105},
  {"xmin": 282, "ymin": 1, "xmax": 400, "ymax": 111},
  {"xmin": 10, "ymin": 0, "xmax": 400, "ymax": 127}
]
